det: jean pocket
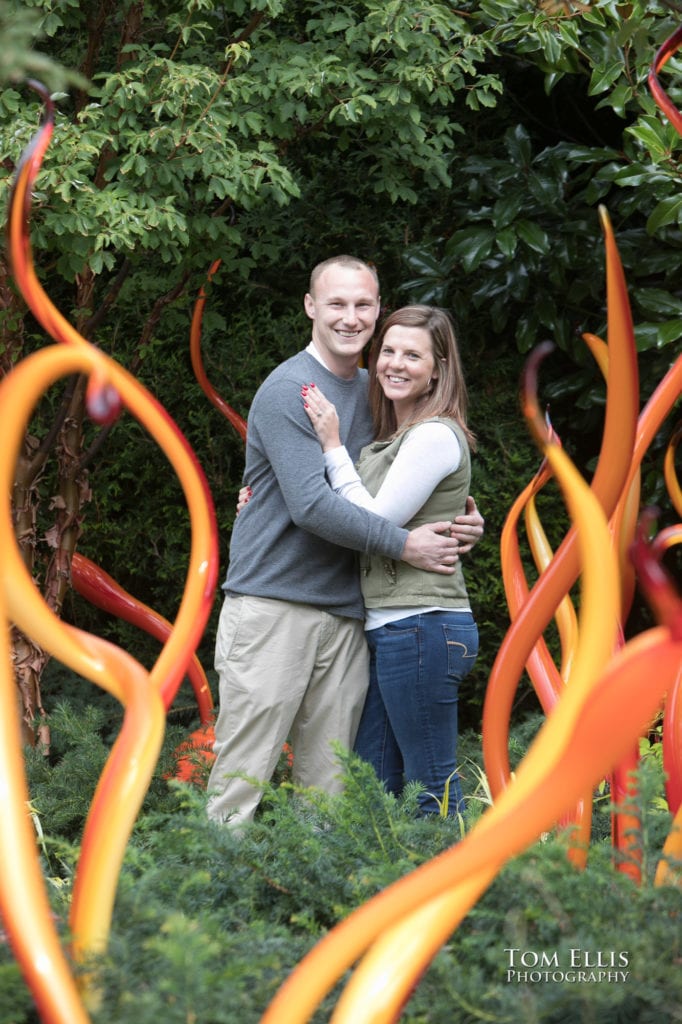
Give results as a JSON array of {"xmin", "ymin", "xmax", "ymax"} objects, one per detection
[{"xmin": 443, "ymin": 623, "xmax": 479, "ymax": 679}]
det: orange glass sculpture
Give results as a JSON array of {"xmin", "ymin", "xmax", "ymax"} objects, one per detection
[
  {"xmin": 1, "ymin": 81, "xmax": 218, "ymax": 1021},
  {"xmin": 1, "ymin": 18, "xmax": 682, "ymax": 1020}
]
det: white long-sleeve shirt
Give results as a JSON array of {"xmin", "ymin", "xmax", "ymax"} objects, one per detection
[
  {"xmin": 323, "ymin": 422, "xmax": 469, "ymax": 628},
  {"xmin": 323, "ymin": 422, "xmax": 461, "ymax": 524}
]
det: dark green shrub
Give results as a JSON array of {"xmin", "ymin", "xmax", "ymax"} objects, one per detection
[{"xmin": 5, "ymin": 702, "xmax": 679, "ymax": 1024}]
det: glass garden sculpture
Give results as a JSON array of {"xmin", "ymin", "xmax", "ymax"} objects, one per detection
[
  {"xmin": 0, "ymin": 21, "xmax": 681, "ymax": 1022},
  {"xmin": 1, "ymin": 81, "xmax": 218, "ymax": 1022}
]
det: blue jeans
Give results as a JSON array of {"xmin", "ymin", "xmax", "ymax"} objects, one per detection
[{"xmin": 354, "ymin": 610, "xmax": 478, "ymax": 815}]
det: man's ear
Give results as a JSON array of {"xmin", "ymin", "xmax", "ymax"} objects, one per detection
[{"xmin": 304, "ymin": 292, "xmax": 315, "ymax": 319}]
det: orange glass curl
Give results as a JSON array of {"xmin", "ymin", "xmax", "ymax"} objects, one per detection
[
  {"xmin": 664, "ymin": 424, "xmax": 682, "ymax": 517},
  {"xmin": 190, "ymin": 258, "xmax": 248, "ymax": 441},
  {"xmin": 644, "ymin": 31, "xmax": 682, "ymax": 846},
  {"xmin": 500, "ymin": 453, "xmax": 564, "ymax": 711},
  {"xmin": 648, "ymin": 24, "xmax": 682, "ymax": 135},
  {"xmin": 483, "ymin": 207, "xmax": 640, "ymax": 800},
  {"xmin": 524, "ymin": 487, "xmax": 579, "ymax": 683},
  {"xmin": 1, "ymin": 80, "xmax": 219, "ymax": 1021},
  {"xmin": 262, "ymin": 344, "xmax": 682, "ymax": 1024},
  {"xmin": 71, "ymin": 553, "xmax": 214, "ymax": 725},
  {"xmin": 495, "ymin": 435, "xmax": 593, "ymax": 856}
]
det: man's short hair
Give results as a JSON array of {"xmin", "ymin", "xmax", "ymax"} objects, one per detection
[{"xmin": 308, "ymin": 255, "xmax": 379, "ymax": 295}]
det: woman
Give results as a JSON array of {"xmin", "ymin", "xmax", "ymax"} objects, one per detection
[{"xmin": 301, "ymin": 305, "xmax": 478, "ymax": 816}]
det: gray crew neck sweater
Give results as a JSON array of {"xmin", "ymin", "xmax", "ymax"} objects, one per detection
[{"xmin": 224, "ymin": 349, "xmax": 408, "ymax": 619}]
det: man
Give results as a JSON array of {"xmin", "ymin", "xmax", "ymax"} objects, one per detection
[{"xmin": 207, "ymin": 255, "xmax": 484, "ymax": 826}]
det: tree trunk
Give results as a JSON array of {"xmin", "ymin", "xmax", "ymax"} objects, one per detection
[{"xmin": 5, "ymin": 264, "xmax": 96, "ymax": 748}]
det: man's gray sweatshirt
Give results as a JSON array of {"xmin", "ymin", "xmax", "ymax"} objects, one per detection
[{"xmin": 224, "ymin": 350, "xmax": 408, "ymax": 619}]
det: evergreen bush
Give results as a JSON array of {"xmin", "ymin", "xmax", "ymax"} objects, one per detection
[{"xmin": 2, "ymin": 701, "xmax": 679, "ymax": 1023}]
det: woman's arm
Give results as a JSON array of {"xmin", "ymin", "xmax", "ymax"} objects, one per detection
[
  {"xmin": 302, "ymin": 383, "xmax": 485, "ymax": 542},
  {"xmin": 237, "ymin": 383, "xmax": 484, "ymax": 546},
  {"xmin": 302, "ymin": 383, "xmax": 461, "ymax": 526},
  {"xmin": 326, "ymin": 424, "xmax": 460, "ymax": 525}
]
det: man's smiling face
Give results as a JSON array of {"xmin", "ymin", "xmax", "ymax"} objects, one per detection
[{"xmin": 304, "ymin": 263, "xmax": 380, "ymax": 378}]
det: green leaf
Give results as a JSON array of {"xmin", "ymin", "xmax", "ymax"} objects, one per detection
[
  {"xmin": 543, "ymin": 71, "xmax": 565, "ymax": 95},
  {"xmin": 588, "ymin": 62, "xmax": 624, "ymax": 97},
  {"xmin": 327, "ymin": 12, "xmax": 354, "ymax": 33},
  {"xmin": 446, "ymin": 227, "xmax": 495, "ymax": 272},
  {"xmin": 626, "ymin": 118, "xmax": 675, "ymax": 160},
  {"xmin": 504, "ymin": 124, "xmax": 531, "ymax": 167},
  {"xmin": 634, "ymin": 321, "xmax": 682, "ymax": 351},
  {"xmin": 491, "ymin": 192, "xmax": 524, "ymax": 230},
  {"xmin": 516, "ymin": 219, "xmax": 550, "ymax": 255},
  {"xmin": 657, "ymin": 318, "xmax": 682, "ymax": 345},
  {"xmin": 612, "ymin": 164, "xmax": 671, "ymax": 189},
  {"xmin": 557, "ymin": 19, "xmax": 580, "ymax": 50},
  {"xmin": 633, "ymin": 287, "xmax": 682, "ymax": 317},
  {"xmin": 646, "ymin": 196, "xmax": 682, "ymax": 234},
  {"xmin": 598, "ymin": 81, "xmax": 635, "ymax": 119},
  {"xmin": 536, "ymin": 26, "xmax": 562, "ymax": 65},
  {"xmin": 403, "ymin": 248, "xmax": 447, "ymax": 276},
  {"xmin": 495, "ymin": 227, "xmax": 517, "ymax": 259},
  {"xmin": 581, "ymin": 5, "xmax": 606, "ymax": 25},
  {"xmin": 0, "ymin": 88, "xmax": 21, "ymax": 114}
]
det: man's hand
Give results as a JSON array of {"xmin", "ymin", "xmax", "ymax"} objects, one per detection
[
  {"xmin": 449, "ymin": 496, "xmax": 484, "ymax": 554},
  {"xmin": 402, "ymin": 522, "xmax": 460, "ymax": 574},
  {"xmin": 236, "ymin": 485, "xmax": 252, "ymax": 515}
]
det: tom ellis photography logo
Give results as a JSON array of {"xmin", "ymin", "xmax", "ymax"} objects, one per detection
[{"xmin": 504, "ymin": 947, "xmax": 631, "ymax": 984}]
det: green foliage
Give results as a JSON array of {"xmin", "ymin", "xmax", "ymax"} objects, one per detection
[
  {"xmin": 2, "ymin": 4, "xmax": 681, "ymax": 1016},
  {"xmin": 0, "ymin": 962, "xmax": 35, "ymax": 1024},
  {"xmin": 23, "ymin": 700, "xmax": 111, "ymax": 841},
  {"xmin": 0, "ymin": 0, "xmax": 86, "ymax": 92},
  {"xmin": 0, "ymin": 0, "xmax": 679, "ymax": 746},
  {"xmin": 0, "ymin": 0, "xmax": 500, "ymax": 278},
  {"xmin": 3, "ymin": 704, "xmax": 680, "ymax": 1022},
  {"xmin": 394, "ymin": 1, "xmax": 682, "ymax": 473}
]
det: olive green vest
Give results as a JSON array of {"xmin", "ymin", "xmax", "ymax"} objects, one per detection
[{"xmin": 356, "ymin": 417, "xmax": 471, "ymax": 609}]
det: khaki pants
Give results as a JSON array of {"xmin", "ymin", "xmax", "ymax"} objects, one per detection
[{"xmin": 206, "ymin": 594, "xmax": 369, "ymax": 827}]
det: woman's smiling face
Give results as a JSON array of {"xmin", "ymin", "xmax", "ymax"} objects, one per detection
[{"xmin": 375, "ymin": 324, "xmax": 437, "ymax": 423}]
